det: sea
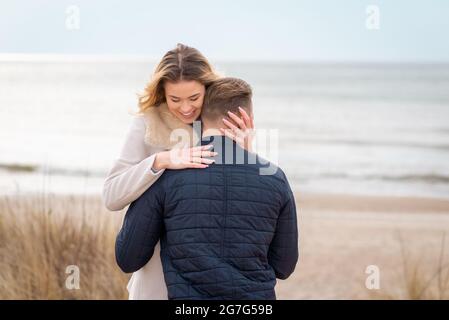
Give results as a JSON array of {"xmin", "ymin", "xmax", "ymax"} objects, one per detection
[{"xmin": 1, "ymin": 56, "xmax": 449, "ymax": 199}]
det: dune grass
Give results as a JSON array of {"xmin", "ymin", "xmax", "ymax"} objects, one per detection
[
  {"xmin": 0, "ymin": 193, "xmax": 129, "ymax": 299},
  {"xmin": 397, "ymin": 232, "xmax": 449, "ymax": 299},
  {"xmin": 369, "ymin": 232, "xmax": 449, "ymax": 300}
]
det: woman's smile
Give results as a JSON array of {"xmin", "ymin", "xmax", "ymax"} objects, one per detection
[
  {"xmin": 180, "ymin": 109, "xmax": 195, "ymax": 117},
  {"xmin": 164, "ymin": 80, "xmax": 206, "ymax": 124}
]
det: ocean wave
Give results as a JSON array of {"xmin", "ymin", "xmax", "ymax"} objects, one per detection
[
  {"xmin": 282, "ymin": 137, "xmax": 449, "ymax": 151},
  {"xmin": 297, "ymin": 173, "xmax": 449, "ymax": 184},
  {"xmin": 0, "ymin": 163, "xmax": 106, "ymax": 178},
  {"xmin": 2, "ymin": 162, "xmax": 448, "ymax": 185}
]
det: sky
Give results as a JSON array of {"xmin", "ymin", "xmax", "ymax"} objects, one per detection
[{"xmin": 0, "ymin": 0, "xmax": 448, "ymax": 62}]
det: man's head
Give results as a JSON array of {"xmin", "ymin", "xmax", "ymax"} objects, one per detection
[{"xmin": 201, "ymin": 77, "xmax": 253, "ymax": 132}]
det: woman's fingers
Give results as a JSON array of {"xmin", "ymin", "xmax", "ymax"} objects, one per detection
[
  {"xmin": 220, "ymin": 128, "xmax": 245, "ymax": 147},
  {"xmin": 238, "ymin": 107, "xmax": 253, "ymax": 129},
  {"xmin": 167, "ymin": 145, "xmax": 216, "ymax": 169},
  {"xmin": 173, "ymin": 144, "xmax": 220, "ymax": 169},
  {"xmin": 191, "ymin": 157, "xmax": 215, "ymax": 165},
  {"xmin": 188, "ymin": 145, "xmax": 213, "ymax": 157},
  {"xmin": 220, "ymin": 128, "xmax": 242, "ymax": 143},
  {"xmin": 190, "ymin": 150, "xmax": 217, "ymax": 158},
  {"xmin": 189, "ymin": 145, "xmax": 212, "ymax": 154},
  {"xmin": 222, "ymin": 118, "xmax": 238, "ymax": 131},
  {"xmin": 201, "ymin": 151, "xmax": 218, "ymax": 158},
  {"xmin": 222, "ymin": 118, "xmax": 244, "ymax": 137},
  {"xmin": 239, "ymin": 107, "xmax": 255, "ymax": 129},
  {"xmin": 237, "ymin": 107, "xmax": 255, "ymax": 142},
  {"xmin": 223, "ymin": 120, "xmax": 247, "ymax": 141},
  {"xmin": 187, "ymin": 163, "xmax": 209, "ymax": 169},
  {"xmin": 227, "ymin": 111, "xmax": 247, "ymax": 131},
  {"xmin": 190, "ymin": 145, "xmax": 213, "ymax": 151},
  {"xmin": 226, "ymin": 108, "xmax": 253, "ymax": 136},
  {"xmin": 220, "ymin": 127, "xmax": 233, "ymax": 139}
]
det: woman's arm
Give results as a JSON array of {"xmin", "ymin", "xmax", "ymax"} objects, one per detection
[
  {"xmin": 102, "ymin": 116, "xmax": 217, "ymax": 211},
  {"xmin": 102, "ymin": 116, "xmax": 165, "ymax": 211}
]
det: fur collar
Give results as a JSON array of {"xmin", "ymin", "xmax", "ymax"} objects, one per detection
[{"xmin": 141, "ymin": 103, "xmax": 200, "ymax": 150}]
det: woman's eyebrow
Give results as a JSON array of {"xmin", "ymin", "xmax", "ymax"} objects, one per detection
[
  {"xmin": 168, "ymin": 92, "xmax": 201, "ymax": 99},
  {"xmin": 169, "ymin": 93, "xmax": 201, "ymax": 99},
  {"xmin": 189, "ymin": 93, "xmax": 201, "ymax": 98}
]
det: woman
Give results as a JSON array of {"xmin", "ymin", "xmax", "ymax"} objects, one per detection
[{"xmin": 103, "ymin": 43, "xmax": 253, "ymax": 299}]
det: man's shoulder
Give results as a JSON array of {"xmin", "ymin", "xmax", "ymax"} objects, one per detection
[{"xmin": 250, "ymin": 153, "xmax": 287, "ymax": 181}]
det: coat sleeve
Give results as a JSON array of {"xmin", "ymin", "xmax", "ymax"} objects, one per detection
[
  {"xmin": 102, "ymin": 116, "xmax": 165, "ymax": 211},
  {"xmin": 115, "ymin": 182, "xmax": 165, "ymax": 273},
  {"xmin": 267, "ymin": 173, "xmax": 299, "ymax": 280}
]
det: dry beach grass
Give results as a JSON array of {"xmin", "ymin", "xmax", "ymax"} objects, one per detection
[
  {"xmin": 1, "ymin": 192, "xmax": 449, "ymax": 299},
  {"xmin": 0, "ymin": 193, "xmax": 129, "ymax": 299}
]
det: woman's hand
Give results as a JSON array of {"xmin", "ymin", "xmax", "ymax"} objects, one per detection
[
  {"xmin": 152, "ymin": 145, "xmax": 217, "ymax": 171},
  {"xmin": 220, "ymin": 107, "xmax": 255, "ymax": 152}
]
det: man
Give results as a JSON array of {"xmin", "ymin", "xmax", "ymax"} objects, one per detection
[{"xmin": 115, "ymin": 77, "xmax": 299, "ymax": 300}]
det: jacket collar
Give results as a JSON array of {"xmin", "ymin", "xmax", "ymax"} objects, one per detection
[{"xmin": 201, "ymin": 135, "xmax": 253, "ymax": 165}]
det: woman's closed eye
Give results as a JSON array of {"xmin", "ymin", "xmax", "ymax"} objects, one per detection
[{"xmin": 170, "ymin": 98, "xmax": 197, "ymax": 102}]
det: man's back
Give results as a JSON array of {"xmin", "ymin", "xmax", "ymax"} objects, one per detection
[{"xmin": 116, "ymin": 135, "xmax": 299, "ymax": 300}]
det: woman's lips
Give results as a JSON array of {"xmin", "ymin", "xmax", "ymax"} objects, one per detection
[{"xmin": 179, "ymin": 110, "xmax": 195, "ymax": 118}]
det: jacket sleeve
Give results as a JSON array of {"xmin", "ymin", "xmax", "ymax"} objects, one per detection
[
  {"xmin": 268, "ymin": 173, "xmax": 299, "ymax": 280},
  {"xmin": 115, "ymin": 183, "xmax": 164, "ymax": 273},
  {"xmin": 102, "ymin": 116, "xmax": 165, "ymax": 211}
]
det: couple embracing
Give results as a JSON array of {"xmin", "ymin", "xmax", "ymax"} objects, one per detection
[{"xmin": 102, "ymin": 43, "xmax": 299, "ymax": 300}]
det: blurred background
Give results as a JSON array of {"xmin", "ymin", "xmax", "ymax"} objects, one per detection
[{"xmin": 1, "ymin": 0, "xmax": 449, "ymax": 300}]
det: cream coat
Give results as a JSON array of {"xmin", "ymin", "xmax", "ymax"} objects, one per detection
[{"xmin": 102, "ymin": 103, "xmax": 199, "ymax": 300}]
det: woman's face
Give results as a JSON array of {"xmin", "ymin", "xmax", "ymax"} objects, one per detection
[{"xmin": 164, "ymin": 80, "xmax": 205, "ymax": 124}]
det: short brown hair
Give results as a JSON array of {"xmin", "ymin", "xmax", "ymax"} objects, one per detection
[{"xmin": 201, "ymin": 77, "xmax": 252, "ymax": 122}]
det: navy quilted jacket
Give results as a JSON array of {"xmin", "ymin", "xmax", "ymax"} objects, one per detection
[{"xmin": 115, "ymin": 135, "xmax": 299, "ymax": 300}]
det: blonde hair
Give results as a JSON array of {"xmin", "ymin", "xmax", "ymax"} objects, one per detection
[{"xmin": 137, "ymin": 43, "xmax": 220, "ymax": 114}]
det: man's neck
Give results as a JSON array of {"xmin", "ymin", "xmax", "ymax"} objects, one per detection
[{"xmin": 201, "ymin": 127, "xmax": 223, "ymax": 138}]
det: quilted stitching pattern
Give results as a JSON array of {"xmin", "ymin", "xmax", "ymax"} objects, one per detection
[{"xmin": 116, "ymin": 136, "xmax": 299, "ymax": 300}]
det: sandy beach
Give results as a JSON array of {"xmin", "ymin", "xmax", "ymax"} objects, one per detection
[
  {"xmin": 276, "ymin": 192, "xmax": 449, "ymax": 299},
  {"xmin": 1, "ymin": 192, "xmax": 449, "ymax": 299}
]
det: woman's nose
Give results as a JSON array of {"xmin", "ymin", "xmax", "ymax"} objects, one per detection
[{"xmin": 180, "ymin": 102, "xmax": 193, "ymax": 112}]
